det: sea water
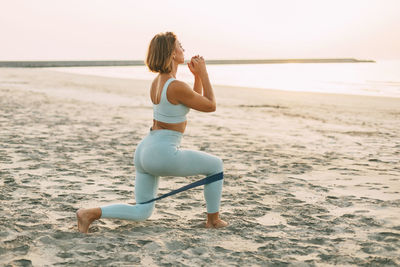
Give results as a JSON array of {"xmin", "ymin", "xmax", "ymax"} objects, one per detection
[{"xmin": 50, "ymin": 60, "xmax": 400, "ymax": 98}]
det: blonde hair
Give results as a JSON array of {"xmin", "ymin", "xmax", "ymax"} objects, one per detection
[{"xmin": 145, "ymin": 32, "xmax": 177, "ymax": 73}]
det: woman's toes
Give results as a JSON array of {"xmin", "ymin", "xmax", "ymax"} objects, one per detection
[
  {"xmin": 205, "ymin": 219, "xmax": 228, "ymax": 229},
  {"xmin": 214, "ymin": 219, "xmax": 228, "ymax": 228}
]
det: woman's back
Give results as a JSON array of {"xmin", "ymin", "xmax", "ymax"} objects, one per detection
[
  {"xmin": 150, "ymin": 75, "xmax": 189, "ymax": 133},
  {"xmin": 152, "ymin": 77, "xmax": 190, "ymax": 124}
]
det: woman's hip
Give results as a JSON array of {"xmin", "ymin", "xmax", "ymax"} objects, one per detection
[
  {"xmin": 138, "ymin": 146, "xmax": 223, "ymax": 177},
  {"xmin": 134, "ymin": 129, "xmax": 182, "ymax": 171}
]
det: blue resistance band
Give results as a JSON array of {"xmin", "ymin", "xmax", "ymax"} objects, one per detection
[{"xmin": 139, "ymin": 172, "xmax": 224, "ymax": 204}]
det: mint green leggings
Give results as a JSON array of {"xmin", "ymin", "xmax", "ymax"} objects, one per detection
[{"xmin": 100, "ymin": 129, "xmax": 224, "ymax": 221}]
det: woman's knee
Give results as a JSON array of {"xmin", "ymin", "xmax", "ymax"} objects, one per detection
[
  {"xmin": 136, "ymin": 203, "xmax": 155, "ymax": 221},
  {"xmin": 211, "ymin": 156, "xmax": 224, "ymax": 174}
]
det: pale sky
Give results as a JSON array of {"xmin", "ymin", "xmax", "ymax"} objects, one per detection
[{"xmin": 1, "ymin": 0, "xmax": 400, "ymax": 61}]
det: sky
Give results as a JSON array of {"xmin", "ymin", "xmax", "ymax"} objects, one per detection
[{"xmin": 1, "ymin": 0, "xmax": 400, "ymax": 61}]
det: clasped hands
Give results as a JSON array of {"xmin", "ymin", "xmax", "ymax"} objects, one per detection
[{"xmin": 187, "ymin": 55, "xmax": 207, "ymax": 77}]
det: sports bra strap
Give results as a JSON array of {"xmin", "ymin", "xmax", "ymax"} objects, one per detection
[{"xmin": 161, "ymin": 78, "xmax": 176, "ymax": 103}]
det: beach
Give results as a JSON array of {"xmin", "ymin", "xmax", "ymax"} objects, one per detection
[{"xmin": 1, "ymin": 67, "xmax": 400, "ymax": 266}]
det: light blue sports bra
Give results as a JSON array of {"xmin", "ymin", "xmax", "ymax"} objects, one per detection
[{"xmin": 153, "ymin": 78, "xmax": 190, "ymax": 123}]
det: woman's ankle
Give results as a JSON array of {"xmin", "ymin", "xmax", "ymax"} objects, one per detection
[
  {"xmin": 206, "ymin": 212, "xmax": 228, "ymax": 228},
  {"xmin": 207, "ymin": 211, "xmax": 220, "ymax": 223},
  {"xmin": 79, "ymin": 208, "xmax": 102, "ymax": 221}
]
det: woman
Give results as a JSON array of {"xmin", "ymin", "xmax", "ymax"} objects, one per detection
[{"xmin": 76, "ymin": 32, "xmax": 228, "ymax": 233}]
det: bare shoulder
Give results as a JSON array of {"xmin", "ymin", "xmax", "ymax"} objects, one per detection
[
  {"xmin": 151, "ymin": 77, "xmax": 160, "ymax": 89},
  {"xmin": 169, "ymin": 79, "xmax": 191, "ymax": 92},
  {"xmin": 150, "ymin": 78, "xmax": 159, "ymax": 93},
  {"xmin": 166, "ymin": 79, "xmax": 195, "ymax": 104},
  {"xmin": 168, "ymin": 79, "xmax": 194, "ymax": 99}
]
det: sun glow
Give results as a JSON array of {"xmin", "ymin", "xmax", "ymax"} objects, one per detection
[{"xmin": 1, "ymin": 0, "xmax": 399, "ymax": 60}]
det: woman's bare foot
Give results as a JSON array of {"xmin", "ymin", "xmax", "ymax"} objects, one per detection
[
  {"xmin": 76, "ymin": 208, "xmax": 101, "ymax": 234},
  {"xmin": 205, "ymin": 212, "xmax": 228, "ymax": 229}
]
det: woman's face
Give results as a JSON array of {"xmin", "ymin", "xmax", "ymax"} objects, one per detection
[{"xmin": 173, "ymin": 40, "xmax": 185, "ymax": 64}]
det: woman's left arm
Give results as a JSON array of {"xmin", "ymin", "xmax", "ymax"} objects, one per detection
[
  {"xmin": 188, "ymin": 56, "xmax": 203, "ymax": 95},
  {"xmin": 193, "ymin": 75, "xmax": 203, "ymax": 95}
]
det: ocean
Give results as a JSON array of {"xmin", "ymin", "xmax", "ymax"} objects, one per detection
[{"xmin": 50, "ymin": 60, "xmax": 400, "ymax": 98}]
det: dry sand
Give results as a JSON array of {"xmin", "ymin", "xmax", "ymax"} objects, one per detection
[{"xmin": 1, "ymin": 68, "xmax": 399, "ymax": 266}]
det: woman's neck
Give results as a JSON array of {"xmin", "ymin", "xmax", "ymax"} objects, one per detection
[{"xmin": 169, "ymin": 61, "xmax": 178, "ymax": 78}]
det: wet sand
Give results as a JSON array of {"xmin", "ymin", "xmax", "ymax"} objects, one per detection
[{"xmin": 1, "ymin": 68, "xmax": 399, "ymax": 266}]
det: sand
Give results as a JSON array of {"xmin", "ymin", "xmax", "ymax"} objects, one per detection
[{"xmin": 1, "ymin": 68, "xmax": 399, "ymax": 266}]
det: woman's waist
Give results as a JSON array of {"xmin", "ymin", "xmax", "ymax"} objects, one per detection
[
  {"xmin": 142, "ymin": 127, "xmax": 183, "ymax": 145},
  {"xmin": 152, "ymin": 119, "xmax": 186, "ymax": 134}
]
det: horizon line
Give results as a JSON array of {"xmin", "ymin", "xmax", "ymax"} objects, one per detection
[{"xmin": 0, "ymin": 58, "xmax": 375, "ymax": 68}]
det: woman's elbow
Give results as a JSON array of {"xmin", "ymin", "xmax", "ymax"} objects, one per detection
[{"xmin": 206, "ymin": 103, "xmax": 216, "ymax": 112}]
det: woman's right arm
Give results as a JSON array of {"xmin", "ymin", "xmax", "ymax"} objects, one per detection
[
  {"xmin": 173, "ymin": 79, "xmax": 216, "ymax": 112},
  {"xmin": 174, "ymin": 57, "xmax": 216, "ymax": 112}
]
